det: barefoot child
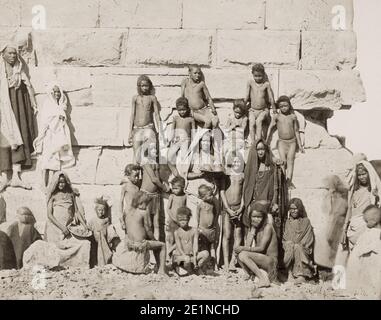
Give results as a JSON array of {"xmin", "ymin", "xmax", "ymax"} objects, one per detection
[
  {"xmin": 7, "ymin": 207, "xmax": 41, "ymax": 269},
  {"xmin": 282, "ymin": 198, "xmax": 315, "ymax": 284},
  {"xmin": 173, "ymin": 207, "xmax": 209, "ymax": 275},
  {"xmin": 267, "ymin": 96, "xmax": 304, "ymax": 188},
  {"xmin": 225, "ymin": 100, "xmax": 248, "ymax": 153},
  {"xmin": 88, "ymin": 197, "xmax": 120, "ymax": 267},
  {"xmin": 197, "ymin": 184, "xmax": 219, "ymax": 263},
  {"xmin": 113, "ymin": 191, "xmax": 167, "ymax": 275},
  {"xmin": 167, "ymin": 97, "xmax": 196, "ymax": 177},
  {"xmin": 141, "ymin": 142, "xmax": 170, "ymax": 241},
  {"xmin": 119, "ymin": 164, "xmax": 141, "ymax": 233},
  {"xmin": 235, "ymin": 202, "xmax": 278, "ymax": 287},
  {"xmin": 166, "ymin": 177, "xmax": 187, "ymax": 257},
  {"xmin": 33, "ymin": 83, "xmax": 75, "ymax": 188},
  {"xmin": 244, "ymin": 63, "xmax": 276, "ymax": 142},
  {"xmin": 128, "ymin": 75, "xmax": 162, "ymax": 164},
  {"xmin": 221, "ymin": 155, "xmax": 244, "ymax": 272}
]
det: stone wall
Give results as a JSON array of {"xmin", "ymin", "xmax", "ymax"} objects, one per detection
[{"xmin": 0, "ymin": 0, "xmax": 366, "ymax": 265}]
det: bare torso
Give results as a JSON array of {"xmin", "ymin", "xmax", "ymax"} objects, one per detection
[
  {"xmin": 169, "ymin": 194, "xmax": 187, "ymax": 219},
  {"xmin": 175, "ymin": 227, "xmax": 196, "ymax": 255},
  {"xmin": 122, "ymin": 181, "xmax": 140, "ymax": 213},
  {"xmin": 183, "ymin": 79, "xmax": 207, "ymax": 111},
  {"xmin": 276, "ymin": 113, "xmax": 296, "ymax": 140},
  {"xmin": 173, "ymin": 116, "xmax": 194, "ymax": 140},
  {"xmin": 198, "ymin": 201, "xmax": 215, "ymax": 229},
  {"xmin": 249, "ymin": 81, "xmax": 269, "ymax": 110},
  {"xmin": 141, "ymin": 164, "xmax": 160, "ymax": 193},
  {"xmin": 225, "ymin": 174, "xmax": 244, "ymax": 207},
  {"xmin": 256, "ymin": 224, "xmax": 278, "ymax": 259},
  {"xmin": 133, "ymin": 95, "xmax": 155, "ymax": 128},
  {"xmin": 126, "ymin": 208, "xmax": 148, "ymax": 242}
]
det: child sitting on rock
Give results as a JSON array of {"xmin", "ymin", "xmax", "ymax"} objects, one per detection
[
  {"xmin": 7, "ymin": 207, "xmax": 41, "ymax": 269},
  {"xmin": 89, "ymin": 197, "xmax": 120, "ymax": 267}
]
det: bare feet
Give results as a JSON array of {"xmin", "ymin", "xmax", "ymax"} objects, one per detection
[
  {"xmin": 294, "ymin": 276, "xmax": 306, "ymax": 285},
  {"xmin": 256, "ymin": 277, "xmax": 271, "ymax": 288},
  {"xmin": 228, "ymin": 260, "xmax": 237, "ymax": 272}
]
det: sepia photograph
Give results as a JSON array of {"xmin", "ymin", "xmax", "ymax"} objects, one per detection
[{"xmin": 0, "ymin": 0, "xmax": 380, "ymax": 306}]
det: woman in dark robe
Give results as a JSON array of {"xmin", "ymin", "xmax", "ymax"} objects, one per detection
[
  {"xmin": 0, "ymin": 44, "xmax": 37, "ymax": 191},
  {"xmin": 0, "ymin": 230, "xmax": 16, "ymax": 270},
  {"xmin": 242, "ymin": 139, "xmax": 288, "ymax": 238}
]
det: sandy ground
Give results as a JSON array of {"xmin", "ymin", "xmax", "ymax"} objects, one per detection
[{"xmin": 0, "ymin": 265, "xmax": 362, "ymax": 300}]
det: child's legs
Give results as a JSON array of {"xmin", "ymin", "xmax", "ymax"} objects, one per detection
[
  {"xmin": 248, "ymin": 112, "xmax": 256, "ymax": 142},
  {"xmin": 222, "ymin": 213, "xmax": 232, "ymax": 268},
  {"xmin": 232, "ymin": 223, "xmax": 243, "ymax": 258},
  {"xmin": 167, "ymin": 143, "xmax": 180, "ymax": 176},
  {"xmin": 286, "ymin": 141, "xmax": 297, "ymax": 182},
  {"xmin": 147, "ymin": 240, "xmax": 166, "ymax": 273},
  {"xmin": 237, "ymin": 251, "xmax": 273, "ymax": 281},
  {"xmin": 197, "ymin": 250, "xmax": 210, "ymax": 269},
  {"xmin": 132, "ymin": 129, "xmax": 144, "ymax": 163},
  {"xmin": 193, "ymin": 109, "xmax": 212, "ymax": 129},
  {"xmin": 255, "ymin": 109, "xmax": 269, "ymax": 140},
  {"xmin": 277, "ymin": 140, "xmax": 289, "ymax": 170}
]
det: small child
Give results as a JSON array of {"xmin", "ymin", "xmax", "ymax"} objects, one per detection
[
  {"xmin": 181, "ymin": 65, "xmax": 218, "ymax": 129},
  {"xmin": 167, "ymin": 97, "xmax": 196, "ymax": 178},
  {"xmin": 173, "ymin": 207, "xmax": 210, "ymax": 275},
  {"xmin": 225, "ymin": 100, "xmax": 248, "ymax": 153},
  {"xmin": 88, "ymin": 197, "xmax": 120, "ymax": 267},
  {"xmin": 282, "ymin": 198, "xmax": 315, "ymax": 284},
  {"xmin": 128, "ymin": 75, "xmax": 162, "ymax": 164},
  {"xmin": 197, "ymin": 184, "xmax": 219, "ymax": 262},
  {"xmin": 267, "ymin": 96, "xmax": 304, "ymax": 188},
  {"xmin": 6, "ymin": 207, "xmax": 41, "ymax": 269},
  {"xmin": 113, "ymin": 191, "xmax": 167, "ymax": 275},
  {"xmin": 166, "ymin": 177, "xmax": 187, "ymax": 257},
  {"xmin": 33, "ymin": 83, "xmax": 75, "ymax": 188},
  {"xmin": 119, "ymin": 164, "xmax": 141, "ymax": 233},
  {"xmin": 244, "ymin": 63, "xmax": 276, "ymax": 142},
  {"xmin": 220, "ymin": 154, "xmax": 244, "ymax": 272},
  {"xmin": 141, "ymin": 142, "xmax": 170, "ymax": 241}
]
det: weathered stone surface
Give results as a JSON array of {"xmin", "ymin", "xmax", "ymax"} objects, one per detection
[
  {"xmin": 95, "ymin": 148, "xmax": 134, "ymax": 185},
  {"xmin": 278, "ymin": 70, "xmax": 366, "ymax": 110},
  {"xmin": 65, "ymin": 147, "xmax": 102, "ymax": 184},
  {"xmin": 99, "ymin": 0, "xmax": 181, "ymax": 28},
  {"xmin": 217, "ymin": 31, "xmax": 300, "ymax": 68},
  {"xmin": 0, "ymin": 0, "xmax": 20, "ymax": 27},
  {"xmin": 21, "ymin": 0, "xmax": 99, "ymax": 28},
  {"xmin": 302, "ymin": 31, "xmax": 357, "ymax": 70},
  {"xmin": 23, "ymin": 240, "xmax": 61, "ymax": 269},
  {"xmin": 304, "ymin": 121, "xmax": 342, "ymax": 149},
  {"xmin": 33, "ymin": 29, "xmax": 124, "ymax": 66},
  {"xmin": 266, "ymin": 0, "xmax": 354, "ymax": 31},
  {"xmin": 183, "ymin": 0, "xmax": 265, "ymax": 29},
  {"xmin": 124, "ymin": 29, "xmax": 213, "ymax": 66},
  {"xmin": 69, "ymin": 108, "xmax": 125, "ymax": 146}
]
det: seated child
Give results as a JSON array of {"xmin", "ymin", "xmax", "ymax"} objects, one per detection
[
  {"xmin": 346, "ymin": 205, "xmax": 381, "ymax": 298},
  {"xmin": 167, "ymin": 97, "xmax": 196, "ymax": 178},
  {"xmin": 220, "ymin": 154, "xmax": 244, "ymax": 272},
  {"xmin": 89, "ymin": 197, "xmax": 120, "ymax": 267},
  {"xmin": 173, "ymin": 207, "xmax": 209, "ymax": 275},
  {"xmin": 267, "ymin": 96, "xmax": 304, "ymax": 188},
  {"xmin": 6, "ymin": 207, "xmax": 41, "ymax": 269},
  {"xmin": 197, "ymin": 185, "xmax": 219, "ymax": 263},
  {"xmin": 235, "ymin": 201, "xmax": 278, "ymax": 288},
  {"xmin": 128, "ymin": 75, "xmax": 162, "ymax": 164},
  {"xmin": 120, "ymin": 164, "xmax": 141, "ymax": 233},
  {"xmin": 282, "ymin": 198, "xmax": 315, "ymax": 284},
  {"xmin": 166, "ymin": 177, "xmax": 187, "ymax": 258},
  {"xmin": 33, "ymin": 83, "xmax": 75, "ymax": 188},
  {"xmin": 225, "ymin": 99, "xmax": 248, "ymax": 153},
  {"xmin": 244, "ymin": 63, "xmax": 276, "ymax": 142}
]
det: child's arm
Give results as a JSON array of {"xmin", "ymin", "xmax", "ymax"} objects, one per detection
[
  {"xmin": 193, "ymin": 228, "xmax": 199, "ymax": 266},
  {"xmin": 266, "ymin": 114, "xmax": 277, "ymax": 143},
  {"xmin": 244, "ymin": 81, "xmax": 251, "ymax": 106},
  {"xmin": 128, "ymin": 96, "xmax": 137, "ymax": 145},
  {"xmin": 144, "ymin": 210, "xmax": 155, "ymax": 240},
  {"xmin": 245, "ymin": 224, "xmax": 272, "ymax": 253},
  {"xmin": 220, "ymin": 180, "xmax": 235, "ymax": 216},
  {"xmin": 196, "ymin": 204, "xmax": 201, "ymax": 229},
  {"xmin": 144, "ymin": 165, "xmax": 169, "ymax": 192},
  {"xmin": 202, "ymin": 83, "xmax": 217, "ymax": 115},
  {"xmin": 167, "ymin": 117, "xmax": 176, "ymax": 146},
  {"xmin": 119, "ymin": 186, "xmax": 127, "ymax": 230},
  {"xmin": 293, "ymin": 115, "xmax": 305, "ymax": 153},
  {"xmin": 180, "ymin": 78, "xmax": 187, "ymax": 97},
  {"xmin": 152, "ymin": 96, "xmax": 164, "ymax": 141},
  {"xmin": 266, "ymin": 82, "xmax": 276, "ymax": 113}
]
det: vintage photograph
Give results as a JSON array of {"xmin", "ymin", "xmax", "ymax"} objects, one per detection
[{"xmin": 0, "ymin": 0, "xmax": 380, "ymax": 302}]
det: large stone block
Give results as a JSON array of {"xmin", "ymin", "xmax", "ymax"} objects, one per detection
[
  {"xmin": 99, "ymin": 0, "xmax": 181, "ymax": 28},
  {"xmin": 183, "ymin": 0, "xmax": 265, "ymax": 29},
  {"xmin": 124, "ymin": 29, "xmax": 213, "ymax": 66},
  {"xmin": 216, "ymin": 31, "xmax": 300, "ymax": 68},
  {"xmin": 21, "ymin": 0, "xmax": 99, "ymax": 28},
  {"xmin": 95, "ymin": 148, "xmax": 134, "ymax": 185},
  {"xmin": 32, "ymin": 29, "xmax": 124, "ymax": 66},
  {"xmin": 301, "ymin": 31, "xmax": 357, "ymax": 70},
  {"xmin": 266, "ymin": 0, "xmax": 354, "ymax": 31},
  {"xmin": 0, "ymin": 0, "xmax": 21, "ymax": 27},
  {"xmin": 304, "ymin": 121, "xmax": 342, "ymax": 149},
  {"xmin": 278, "ymin": 70, "xmax": 366, "ymax": 110},
  {"xmin": 69, "ymin": 107, "xmax": 125, "ymax": 146}
]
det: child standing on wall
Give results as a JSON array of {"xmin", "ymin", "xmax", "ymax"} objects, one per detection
[
  {"xmin": 267, "ymin": 96, "xmax": 304, "ymax": 188},
  {"xmin": 244, "ymin": 63, "xmax": 276, "ymax": 143},
  {"xmin": 128, "ymin": 75, "xmax": 163, "ymax": 164},
  {"xmin": 32, "ymin": 83, "xmax": 75, "ymax": 189}
]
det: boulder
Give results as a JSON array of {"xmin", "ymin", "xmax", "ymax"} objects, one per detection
[{"xmin": 23, "ymin": 240, "xmax": 61, "ymax": 269}]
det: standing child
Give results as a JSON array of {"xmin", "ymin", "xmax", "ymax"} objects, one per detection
[
  {"xmin": 167, "ymin": 97, "xmax": 196, "ymax": 178},
  {"xmin": 33, "ymin": 83, "xmax": 75, "ymax": 188},
  {"xmin": 119, "ymin": 164, "xmax": 141, "ymax": 233},
  {"xmin": 197, "ymin": 184, "xmax": 220, "ymax": 263},
  {"xmin": 173, "ymin": 207, "xmax": 209, "ymax": 275},
  {"xmin": 282, "ymin": 198, "xmax": 315, "ymax": 284},
  {"xmin": 88, "ymin": 197, "xmax": 120, "ymax": 267},
  {"xmin": 128, "ymin": 75, "xmax": 163, "ymax": 164},
  {"xmin": 267, "ymin": 96, "xmax": 304, "ymax": 188},
  {"xmin": 166, "ymin": 176, "xmax": 187, "ymax": 258},
  {"xmin": 244, "ymin": 63, "xmax": 276, "ymax": 142},
  {"xmin": 7, "ymin": 207, "xmax": 41, "ymax": 269},
  {"xmin": 113, "ymin": 191, "xmax": 167, "ymax": 275},
  {"xmin": 225, "ymin": 99, "xmax": 248, "ymax": 154}
]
